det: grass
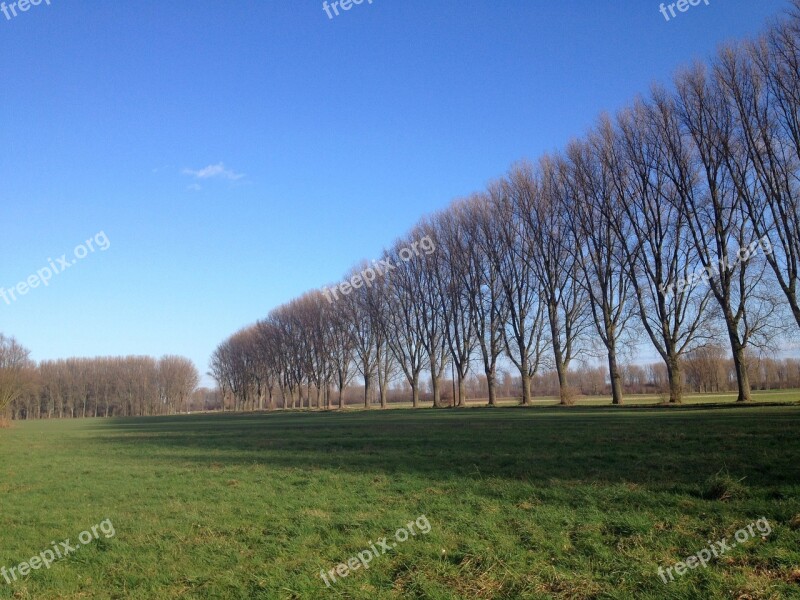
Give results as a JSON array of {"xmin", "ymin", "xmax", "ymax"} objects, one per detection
[{"xmin": 0, "ymin": 403, "xmax": 799, "ymax": 599}]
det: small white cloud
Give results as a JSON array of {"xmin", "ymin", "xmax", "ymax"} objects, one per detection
[
  {"xmin": 187, "ymin": 183, "xmax": 203, "ymax": 192},
  {"xmin": 182, "ymin": 162, "xmax": 244, "ymax": 181}
]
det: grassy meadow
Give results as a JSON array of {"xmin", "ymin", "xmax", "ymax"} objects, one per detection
[{"xmin": 1, "ymin": 400, "xmax": 799, "ymax": 599}]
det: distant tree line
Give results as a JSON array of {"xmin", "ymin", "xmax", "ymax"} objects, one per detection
[
  {"xmin": 0, "ymin": 334, "xmax": 199, "ymax": 420},
  {"xmin": 466, "ymin": 353, "xmax": 800, "ymax": 399},
  {"xmin": 212, "ymin": 5, "xmax": 800, "ymax": 409}
]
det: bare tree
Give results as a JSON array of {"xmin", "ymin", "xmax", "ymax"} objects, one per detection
[
  {"xmin": 611, "ymin": 99, "xmax": 713, "ymax": 404},
  {"xmin": 665, "ymin": 66, "xmax": 781, "ymax": 402},
  {"xmin": 492, "ymin": 171, "xmax": 548, "ymax": 405},
  {"xmin": 0, "ymin": 335, "xmax": 33, "ymax": 415},
  {"xmin": 564, "ymin": 123, "xmax": 636, "ymax": 405},
  {"xmin": 728, "ymin": 18, "xmax": 800, "ymax": 329},
  {"xmin": 465, "ymin": 193, "xmax": 508, "ymax": 406},
  {"xmin": 254, "ymin": 319, "xmax": 281, "ymax": 410},
  {"xmin": 346, "ymin": 264, "xmax": 380, "ymax": 408},
  {"xmin": 271, "ymin": 301, "xmax": 307, "ymax": 409},
  {"xmin": 522, "ymin": 154, "xmax": 590, "ymax": 404},
  {"xmin": 365, "ymin": 272, "xmax": 396, "ymax": 408},
  {"xmin": 381, "ymin": 243, "xmax": 427, "ymax": 407},
  {"xmin": 327, "ymin": 295, "xmax": 356, "ymax": 409},
  {"xmin": 158, "ymin": 355, "xmax": 200, "ymax": 413},
  {"xmin": 435, "ymin": 204, "xmax": 478, "ymax": 406},
  {"xmin": 406, "ymin": 224, "xmax": 449, "ymax": 408}
]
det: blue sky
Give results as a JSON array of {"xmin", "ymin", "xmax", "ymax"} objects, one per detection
[{"xmin": 0, "ymin": 0, "xmax": 792, "ymax": 382}]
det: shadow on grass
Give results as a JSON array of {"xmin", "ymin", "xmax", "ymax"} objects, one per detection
[{"xmin": 86, "ymin": 405, "xmax": 800, "ymax": 494}]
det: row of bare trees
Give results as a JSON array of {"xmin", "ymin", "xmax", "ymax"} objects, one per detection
[
  {"xmin": 212, "ymin": 7, "xmax": 800, "ymax": 409},
  {"xmin": 0, "ymin": 337, "xmax": 199, "ymax": 420},
  {"xmin": 378, "ymin": 355, "xmax": 800, "ymax": 402}
]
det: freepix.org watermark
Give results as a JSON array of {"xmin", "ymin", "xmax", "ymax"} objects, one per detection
[
  {"xmin": 0, "ymin": 231, "xmax": 111, "ymax": 306},
  {"xmin": 1, "ymin": 0, "xmax": 51, "ymax": 22},
  {"xmin": 1, "ymin": 519, "xmax": 115, "ymax": 585},
  {"xmin": 323, "ymin": 0, "xmax": 373, "ymax": 20},
  {"xmin": 657, "ymin": 517, "xmax": 772, "ymax": 584},
  {"xmin": 660, "ymin": 235, "xmax": 772, "ymax": 298},
  {"xmin": 322, "ymin": 235, "xmax": 436, "ymax": 304},
  {"xmin": 319, "ymin": 515, "xmax": 431, "ymax": 588},
  {"xmin": 659, "ymin": 0, "xmax": 710, "ymax": 22}
]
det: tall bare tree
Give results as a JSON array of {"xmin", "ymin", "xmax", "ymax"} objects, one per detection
[
  {"xmin": 346, "ymin": 264, "xmax": 380, "ymax": 408},
  {"xmin": 464, "ymin": 193, "xmax": 508, "ymax": 407},
  {"xmin": 611, "ymin": 99, "xmax": 713, "ymax": 403},
  {"xmin": 492, "ymin": 172, "xmax": 548, "ymax": 405},
  {"xmin": 564, "ymin": 123, "xmax": 636, "ymax": 405},
  {"xmin": 158, "ymin": 355, "xmax": 200, "ymax": 413},
  {"xmin": 720, "ymin": 24, "xmax": 800, "ymax": 330},
  {"xmin": 665, "ymin": 67, "xmax": 781, "ymax": 402},
  {"xmin": 522, "ymin": 155, "xmax": 590, "ymax": 404},
  {"xmin": 435, "ymin": 204, "xmax": 478, "ymax": 406},
  {"xmin": 381, "ymin": 243, "xmax": 427, "ymax": 407}
]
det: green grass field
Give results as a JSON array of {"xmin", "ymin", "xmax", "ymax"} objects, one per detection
[{"xmin": 1, "ymin": 403, "xmax": 799, "ymax": 599}]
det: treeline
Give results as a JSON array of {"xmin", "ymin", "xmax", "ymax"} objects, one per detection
[
  {"xmin": 319, "ymin": 355, "xmax": 800, "ymax": 409},
  {"xmin": 463, "ymin": 354, "xmax": 800, "ymax": 399},
  {"xmin": 0, "ymin": 334, "xmax": 200, "ymax": 420},
  {"xmin": 211, "ymin": 5, "xmax": 800, "ymax": 409}
]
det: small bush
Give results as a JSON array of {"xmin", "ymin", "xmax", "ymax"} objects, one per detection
[
  {"xmin": 560, "ymin": 386, "xmax": 579, "ymax": 406},
  {"xmin": 702, "ymin": 469, "xmax": 749, "ymax": 501},
  {"xmin": 0, "ymin": 417, "xmax": 11, "ymax": 429}
]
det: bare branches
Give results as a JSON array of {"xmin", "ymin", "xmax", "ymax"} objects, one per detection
[{"xmin": 0, "ymin": 335, "xmax": 34, "ymax": 414}]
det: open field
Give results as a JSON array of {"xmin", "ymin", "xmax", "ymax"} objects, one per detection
[{"xmin": 1, "ymin": 405, "xmax": 799, "ymax": 599}]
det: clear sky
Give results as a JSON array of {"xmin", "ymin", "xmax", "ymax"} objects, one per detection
[{"xmin": 0, "ymin": 0, "xmax": 792, "ymax": 382}]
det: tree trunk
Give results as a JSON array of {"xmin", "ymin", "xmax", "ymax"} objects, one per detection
[
  {"xmin": 608, "ymin": 347, "xmax": 624, "ymax": 406},
  {"xmin": 486, "ymin": 370, "xmax": 497, "ymax": 406},
  {"xmin": 380, "ymin": 381, "xmax": 388, "ymax": 408},
  {"xmin": 520, "ymin": 368, "xmax": 532, "ymax": 406},
  {"xmin": 555, "ymin": 362, "xmax": 569, "ymax": 405},
  {"xmin": 431, "ymin": 375, "xmax": 441, "ymax": 408},
  {"xmin": 429, "ymin": 354, "xmax": 441, "ymax": 408},
  {"xmin": 729, "ymin": 336, "xmax": 752, "ymax": 402},
  {"xmin": 666, "ymin": 356, "xmax": 683, "ymax": 404},
  {"xmin": 548, "ymin": 302, "xmax": 570, "ymax": 405},
  {"xmin": 550, "ymin": 325, "xmax": 570, "ymax": 404}
]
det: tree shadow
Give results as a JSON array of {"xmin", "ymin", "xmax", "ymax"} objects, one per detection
[{"xmin": 90, "ymin": 406, "xmax": 800, "ymax": 493}]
